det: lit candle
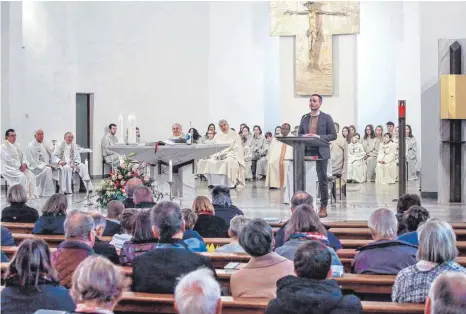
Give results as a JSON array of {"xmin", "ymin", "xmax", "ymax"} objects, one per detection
[
  {"xmin": 168, "ymin": 160, "xmax": 173, "ymax": 182},
  {"xmin": 118, "ymin": 115, "xmax": 124, "ymax": 143}
]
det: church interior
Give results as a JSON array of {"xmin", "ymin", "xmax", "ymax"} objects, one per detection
[{"xmin": 1, "ymin": 1, "xmax": 466, "ymax": 313}]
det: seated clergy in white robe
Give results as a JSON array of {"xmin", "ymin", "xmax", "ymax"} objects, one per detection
[
  {"xmin": 1, "ymin": 129, "xmax": 38, "ymax": 198},
  {"xmin": 256, "ymin": 132, "xmax": 273, "ymax": 180},
  {"xmin": 376, "ymin": 133, "xmax": 398, "ymax": 184},
  {"xmin": 266, "ymin": 123, "xmax": 293, "ymax": 189},
  {"xmin": 53, "ymin": 132, "xmax": 93, "ymax": 194},
  {"xmin": 26, "ymin": 129, "xmax": 56, "ymax": 197},
  {"xmin": 169, "ymin": 123, "xmax": 185, "ymax": 140},
  {"xmin": 330, "ymin": 129, "xmax": 348, "ymax": 189},
  {"xmin": 197, "ymin": 119, "xmax": 245, "ymax": 188},
  {"xmin": 101, "ymin": 123, "xmax": 121, "ymax": 168},
  {"xmin": 347, "ymin": 134, "xmax": 367, "ymax": 183}
]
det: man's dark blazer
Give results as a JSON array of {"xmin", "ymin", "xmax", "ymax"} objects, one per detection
[{"xmin": 298, "ymin": 111, "xmax": 337, "ymax": 160}]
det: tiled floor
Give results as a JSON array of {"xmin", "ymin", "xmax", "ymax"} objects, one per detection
[{"xmin": 2, "ymin": 179, "xmax": 465, "ymax": 223}]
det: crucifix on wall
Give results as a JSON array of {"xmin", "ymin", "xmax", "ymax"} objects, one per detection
[{"xmin": 270, "ymin": 1, "xmax": 360, "ymax": 96}]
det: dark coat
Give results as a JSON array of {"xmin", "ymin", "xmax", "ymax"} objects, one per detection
[
  {"xmin": 1, "ymin": 225, "xmax": 15, "ymax": 246},
  {"xmin": 298, "ymin": 111, "xmax": 337, "ymax": 159},
  {"xmin": 274, "ymin": 221, "xmax": 342, "ymax": 250},
  {"xmin": 135, "ymin": 201, "xmax": 156, "ymax": 209},
  {"xmin": 1, "ymin": 203, "xmax": 39, "ymax": 223},
  {"xmin": 213, "ymin": 204, "xmax": 244, "ymax": 226},
  {"xmin": 353, "ymin": 239, "xmax": 417, "ymax": 275},
  {"xmin": 131, "ymin": 239, "xmax": 216, "ymax": 293},
  {"xmin": 102, "ymin": 219, "xmax": 121, "ymax": 236},
  {"xmin": 122, "ymin": 197, "xmax": 135, "ymax": 208},
  {"xmin": 193, "ymin": 214, "xmax": 229, "ymax": 238},
  {"xmin": 265, "ymin": 275, "xmax": 363, "ymax": 314},
  {"xmin": 32, "ymin": 214, "xmax": 66, "ymax": 235},
  {"xmin": 1, "ymin": 277, "xmax": 75, "ymax": 314},
  {"xmin": 51, "ymin": 241, "xmax": 94, "ymax": 288},
  {"xmin": 93, "ymin": 237, "xmax": 120, "ymax": 265}
]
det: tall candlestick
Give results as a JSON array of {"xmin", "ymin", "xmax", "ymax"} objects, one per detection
[
  {"xmin": 168, "ymin": 160, "xmax": 173, "ymax": 182},
  {"xmin": 118, "ymin": 115, "xmax": 124, "ymax": 143}
]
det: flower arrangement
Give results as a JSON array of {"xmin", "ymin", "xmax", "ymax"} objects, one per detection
[{"xmin": 96, "ymin": 155, "xmax": 161, "ymax": 208}]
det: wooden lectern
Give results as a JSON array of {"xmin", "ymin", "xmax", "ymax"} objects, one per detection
[{"xmin": 276, "ymin": 136, "xmax": 330, "ymax": 193}]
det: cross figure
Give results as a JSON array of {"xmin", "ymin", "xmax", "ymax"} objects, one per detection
[{"xmin": 270, "ymin": 1, "xmax": 360, "ymax": 96}]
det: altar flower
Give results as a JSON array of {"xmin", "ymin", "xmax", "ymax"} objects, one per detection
[
  {"xmin": 120, "ymin": 163, "xmax": 127, "ymax": 169},
  {"xmin": 118, "ymin": 174, "xmax": 123, "ymax": 180}
]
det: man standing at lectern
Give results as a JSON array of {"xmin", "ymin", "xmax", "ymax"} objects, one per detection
[{"xmin": 298, "ymin": 94, "xmax": 337, "ymax": 218}]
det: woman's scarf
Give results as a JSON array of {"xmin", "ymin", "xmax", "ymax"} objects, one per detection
[{"xmin": 289, "ymin": 232, "xmax": 329, "ymax": 245}]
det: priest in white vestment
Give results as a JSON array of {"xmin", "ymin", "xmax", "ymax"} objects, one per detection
[
  {"xmin": 197, "ymin": 120, "xmax": 245, "ymax": 188},
  {"xmin": 26, "ymin": 129, "xmax": 56, "ymax": 197},
  {"xmin": 266, "ymin": 123, "xmax": 293, "ymax": 189},
  {"xmin": 101, "ymin": 123, "xmax": 121, "ymax": 168},
  {"xmin": 169, "ymin": 123, "xmax": 185, "ymax": 140},
  {"xmin": 1, "ymin": 129, "xmax": 38, "ymax": 198},
  {"xmin": 53, "ymin": 132, "xmax": 93, "ymax": 194}
]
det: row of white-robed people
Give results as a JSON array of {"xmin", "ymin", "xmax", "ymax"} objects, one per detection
[{"xmin": 0, "ymin": 128, "xmax": 93, "ymax": 199}]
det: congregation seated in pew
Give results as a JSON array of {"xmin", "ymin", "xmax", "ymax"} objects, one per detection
[
  {"xmin": 89, "ymin": 211, "xmax": 120, "ymax": 265},
  {"xmin": 231, "ymin": 218, "xmax": 294, "ymax": 299},
  {"xmin": 51, "ymin": 211, "xmax": 95, "ymax": 288},
  {"xmin": 275, "ymin": 204, "xmax": 343, "ymax": 275},
  {"xmin": 425, "ymin": 272, "xmax": 466, "ymax": 314},
  {"xmin": 119, "ymin": 209, "xmax": 158, "ymax": 266},
  {"xmin": 174, "ymin": 268, "xmax": 222, "ymax": 314},
  {"xmin": 32, "ymin": 193, "xmax": 68, "ymax": 235},
  {"xmin": 215, "ymin": 215, "xmax": 249, "ymax": 253},
  {"xmin": 392, "ymin": 218, "xmax": 466, "ymax": 303},
  {"xmin": 181, "ymin": 207, "xmax": 206, "ymax": 243},
  {"xmin": 121, "ymin": 177, "xmax": 142, "ymax": 208},
  {"xmin": 353, "ymin": 208, "xmax": 417, "ymax": 275},
  {"xmin": 102, "ymin": 200, "xmax": 125, "ymax": 236},
  {"xmin": 109, "ymin": 208, "xmax": 138, "ymax": 250},
  {"xmin": 274, "ymin": 191, "xmax": 342, "ymax": 250},
  {"xmin": 1, "ymin": 238, "xmax": 75, "ymax": 314},
  {"xmin": 397, "ymin": 205, "xmax": 430, "ymax": 246},
  {"xmin": 133, "ymin": 185, "xmax": 157, "ymax": 209},
  {"xmin": 131, "ymin": 201, "xmax": 216, "ymax": 294},
  {"xmin": 211, "ymin": 185, "xmax": 244, "ymax": 226},
  {"xmin": 395, "ymin": 193, "xmax": 422, "ymax": 235},
  {"xmin": 193, "ymin": 195, "xmax": 229, "ymax": 238},
  {"xmin": 1, "ymin": 184, "xmax": 39, "ymax": 223},
  {"xmin": 1, "ymin": 225, "xmax": 15, "ymax": 247},
  {"xmin": 266, "ymin": 241, "xmax": 363, "ymax": 314}
]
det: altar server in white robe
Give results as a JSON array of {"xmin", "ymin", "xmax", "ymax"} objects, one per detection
[
  {"xmin": 101, "ymin": 123, "xmax": 121, "ymax": 168},
  {"xmin": 242, "ymin": 136, "xmax": 253, "ymax": 181},
  {"xmin": 347, "ymin": 133, "xmax": 367, "ymax": 183},
  {"xmin": 53, "ymin": 132, "xmax": 93, "ymax": 194},
  {"xmin": 362, "ymin": 124, "xmax": 380, "ymax": 182},
  {"xmin": 330, "ymin": 123, "xmax": 348, "ymax": 189},
  {"xmin": 266, "ymin": 123, "xmax": 293, "ymax": 189},
  {"xmin": 1, "ymin": 129, "xmax": 38, "ymax": 198},
  {"xmin": 256, "ymin": 132, "xmax": 273, "ymax": 180},
  {"xmin": 405, "ymin": 125, "xmax": 418, "ymax": 181},
  {"xmin": 26, "ymin": 129, "xmax": 55, "ymax": 197},
  {"xmin": 376, "ymin": 133, "xmax": 398, "ymax": 184},
  {"xmin": 197, "ymin": 120, "xmax": 245, "ymax": 188}
]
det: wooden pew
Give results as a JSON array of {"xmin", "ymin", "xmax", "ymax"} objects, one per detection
[
  {"xmin": 1, "ymin": 222, "xmax": 35, "ymax": 234},
  {"xmin": 10, "ymin": 233, "xmax": 113, "ymax": 248},
  {"xmin": 113, "ymin": 292, "xmax": 425, "ymax": 314},
  {"xmin": 330, "ymin": 227, "xmax": 466, "ymax": 241}
]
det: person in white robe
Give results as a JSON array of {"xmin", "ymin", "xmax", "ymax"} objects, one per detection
[
  {"xmin": 362, "ymin": 124, "xmax": 380, "ymax": 182},
  {"xmin": 197, "ymin": 120, "xmax": 245, "ymax": 188},
  {"xmin": 136, "ymin": 127, "xmax": 143, "ymax": 143},
  {"xmin": 101, "ymin": 123, "xmax": 121, "ymax": 168},
  {"xmin": 256, "ymin": 132, "xmax": 273, "ymax": 180},
  {"xmin": 330, "ymin": 123, "xmax": 348, "ymax": 192},
  {"xmin": 376, "ymin": 133, "xmax": 398, "ymax": 184},
  {"xmin": 53, "ymin": 132, "xmax": 93, "ymax": 194},
  {"xmin": 274, "ymin": 126, "xmax": 282, "ymax": 137},
  {"xmin": 1, "ymin": 129, "xmax": 38, "ymax": 199},
  {"xmin": 405, "ymin": 125, "xmax": 418, "ymax": 181},
  {"xmin": 347, "ymin": 133, "xmax": 367, "ymax": 183},
  {"xmin": 201, "ymin": 130, "xmax": 215, "ymax": 144},
  {"xmin": 169, "ymin": 123, "xmax": 185, "ymax": 140},
  {"xmin": 26, "ymin": 129, "xmax": 56, "ymax": 197},
  {"xmin": 243, "ymin": 137, "xmax": 253, "ymax": 181},
  {"xmin": 266, "ymin": 123, "xmax": 293, "ymax": 189}
]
